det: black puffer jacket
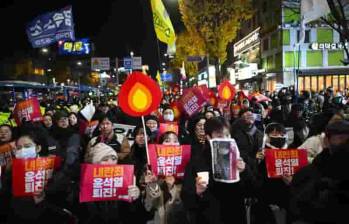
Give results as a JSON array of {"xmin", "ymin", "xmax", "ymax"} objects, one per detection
[
  {"xmin": 289, "ymin": 149, "xmax": 349, "ymax": 223},
  {"xmin": 181, "ymin": 142, "xmax": 257, "ymax": 224},
  {"xmin": 231, "ymin": 119, "xmax": 263, "ymax": 165}
]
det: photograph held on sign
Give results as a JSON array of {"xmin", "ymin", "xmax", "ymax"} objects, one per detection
[{"xmin": 209, "ymin": 138, "xmax": 241, "ymax": 183}]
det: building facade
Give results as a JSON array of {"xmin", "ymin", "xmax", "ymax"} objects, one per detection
[{"xmin": 233, "ymin": 0, "xmax": 349, "ymax": 92}]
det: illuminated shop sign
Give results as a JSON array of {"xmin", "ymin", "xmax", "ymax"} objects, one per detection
[
  {"xmin": 310, "ymin": 42, "xmax": 349, "ymax": 50},
  {"xmin": 58, "ymin": 38, "xmax": 90, "ymax": 55},
  {"xmin": 234, "ymin": 27, "xmax": 260, "ymax": 56}
]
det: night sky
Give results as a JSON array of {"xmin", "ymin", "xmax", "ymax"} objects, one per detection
[{"xmin": 0, "ymin": 0, "xmax": 183, "ymax": 75}]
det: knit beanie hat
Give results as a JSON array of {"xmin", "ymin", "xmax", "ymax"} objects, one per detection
[
  {"xmin": 54, "ymin": 110, "xmax": 69, "ymax": 122},
  {"xmin": 91, "ymin": 143, "xmax": 118, "ymax": 164}
]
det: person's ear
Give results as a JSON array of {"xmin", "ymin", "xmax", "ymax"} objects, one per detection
[{"xmin": 36, "ymin": 145, "xmax": 41, "ymax": 154}]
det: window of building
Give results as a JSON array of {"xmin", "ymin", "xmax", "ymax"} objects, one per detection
[
  {"xmin": 283, "ymin": 8, "xmax": 300, "ymax": 24},
  {"xmin": 283, "ymin": 30, "xmax": 290, "ymax": 45},
  {"xmin": 340, "ymin": 75, "xmax": 346, "ymax": 91},
  {"xmin": 305, "ymin": 76, "xmax": 311, "ymax": 91},
  {"xmin": 267, "ymin": 55, "xmax": 274, "ymax": 69},
  {"xmin": 328, "ymin": 50, "xmax": 344, "ymax": 66},
  {"xmin": 307, "ymin": 51, "xmax": 323, "ymax": 67},
  {"xmin": 298, "ymin": 77, "xmax": 304, "ymax": 92},
  {"xmin": 284, "ymin": 51, "xmax": 300, "ymax": 67},
  {"xmin": 311, "ymin": 76, "xmax": 318, "ymax": 92},
  {"xmin": 262, "ymin": 1, "xmax": 267, "ymax": 12},
  {"xmin": 318, "ymin": 76, "xmax": 324, "ymax": 91},
  {"xmin": 263, "ymin": 38, "xmax": 269, "ymax": 51},
  {"xmin": 275, "ymin": 53, "xmax": 282, "ymax": 69},
  {"xmin": 271, "ymin": 32, "xmax": 278, "ymax": 49},
  {"xmin": 326, "ymin": 76, "xmax": 332, "ymax": 87},
  {"xmin": 317, "ymin": 29, "xmax": 333, "ymax": 43},
  {"xmin": 333, "ymin": 75, "xmax": 339, "ymax": 92},
  {"xmin": 297, "ymin": 30, "xmax": 310, "ymax": 43}
]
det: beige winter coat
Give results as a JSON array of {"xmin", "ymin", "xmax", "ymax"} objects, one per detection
[{"xmin": 144, "ymin": 182, "xmax": 183, "ymax": 224}]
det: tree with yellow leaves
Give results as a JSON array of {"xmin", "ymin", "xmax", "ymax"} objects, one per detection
[
  {"xmin": 170, "ymin": 31, "xmax": 205, "ymax": 76},
  {"xmin": 179, "ymin": 0, "xmax": 252, "ymax": 77}
]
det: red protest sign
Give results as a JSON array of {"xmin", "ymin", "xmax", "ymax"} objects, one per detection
[
  {"xmin": 12, "ymin": 156, "xmax": 61, "ymax": 197},
  {"xmin": 179, "ymin": 88, "xmax": 206, "ymax": 117},
  {"xmin": 0, "ymin": 141, "xmax": 15, "ymax": 167},
  {"xmin": 197, "ymin": 84, "xmax": 210, "ymax": 100},
  {"xmin": 79, "ymin": 164, "xmax": 134, "ymax": 203},
  {"xmin": 170, "ymin": 101, "xmax": 181, "ymax": 120},
  {"xmin": 148, "ymin": 144, "xmax": 191, "ymax": 178},
  {"xmin": 265, "ymin": 149, "xmax": 308, "ymax": 178},
  {"xmin": 158, "ymin": 123, "xmax": 179, "ymax": 136},
  {"xmin": 13, "ymin": 97, "xmax": 42, "ymax": 125},
  {"xmin": 208, "ymin": 90, "xmax": 218, "ymax": 107}
]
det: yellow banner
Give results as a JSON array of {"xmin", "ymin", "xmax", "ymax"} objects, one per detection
[{"xmin": 150, "ymin": 0, "xmax": 176, "ymax": 45}]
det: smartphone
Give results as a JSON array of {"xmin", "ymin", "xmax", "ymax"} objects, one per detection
[{"xmin": 253, "ymin": 113, "xmax": 262, "ymax": 122}]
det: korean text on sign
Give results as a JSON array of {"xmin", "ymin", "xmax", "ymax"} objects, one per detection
[
  {"xmin": 80, "ymin": 164, "xmax": 134, "ymax": 202},
  {"xmin": 12, "ymin": 156, "xmax": 60, "ymax": 197},
  {"xmin": 265, "ymin": 149, "xmax": 308, "ymax": 178},
  {"xmin": 179, "ymin": 88, "xmax": 206, "ymax": 117},
  {"xmin": 92, "ymin": 166, "xmax": 124, "ymax": 198},
  {"xmin": 148, "ymin": 144, "xmax": 191, "ymax": 178}
]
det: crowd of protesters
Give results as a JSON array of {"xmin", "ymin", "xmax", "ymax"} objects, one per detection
[{"xmin": 0, "ymin": 85, "xmax": 348, "ymax": 224}]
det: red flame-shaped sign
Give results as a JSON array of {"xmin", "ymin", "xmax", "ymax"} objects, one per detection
[
  {"xmin": 118, "ymin": 72, "xmax": 162, "ymax": 117},
  {"xmin": 218, "ymin": 81, "xmax": 235, "ymax": 101}
]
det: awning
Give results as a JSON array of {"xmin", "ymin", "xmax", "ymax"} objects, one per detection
[{"xmin": 299, "ymin": 68, "xmax": 349, "ymax": 75}]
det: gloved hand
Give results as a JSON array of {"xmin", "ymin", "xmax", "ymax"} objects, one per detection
[{"xmin": 128, "ymin": 185, "xmax": 140, "ymax": 201}]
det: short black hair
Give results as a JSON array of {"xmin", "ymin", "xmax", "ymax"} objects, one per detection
[
  {"xmin": 265, "ymin": 123, "xmax": 286, "ymax": 135},
  {"xmin": 98, "ymin": 114, "xmax": 116, "ymax": 124},
  {"xmin": 132, "ymin": 125, "xmax": 152, "ymax": 138},
  {"xmin": 325, "ymin": 120, "xmax": 349, "ymax": 137},
  {"xmin": 204, "ymin": 117, "xmax": 225, "ymax": 137},
  {"xmin": 238, "ymin": 108, "xmax": 253, "ymax": 117},
  {"xmin": 187, "ymin": 114, "xmax": 206, "ymax": 135}
]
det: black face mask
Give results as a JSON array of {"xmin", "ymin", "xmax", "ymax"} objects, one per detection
[{"xmin": 270, "ymin": 137, "xmax": 286, "ymax": 148}]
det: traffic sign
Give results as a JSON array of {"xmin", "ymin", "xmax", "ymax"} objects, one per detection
[
  {"xmin": 132, "ymin": 57, "xmax": 142, "ymax": 70},
  {"xmin": 187, "ymin": 55, "xmax": 204, "ymax": 62},
  {"xmin": 91, "ymin": 57, "xmax": 110, "ymax": 70},
  {"xmin": 161, "ymin": 73, "xmax": 173, "ymax": 82},
  {"xmin": 123, "ymin": 57, "xmax": 133, "ymax": 70}
]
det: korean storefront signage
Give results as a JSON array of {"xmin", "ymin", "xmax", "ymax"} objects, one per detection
[
  {"xmin": 58, "ymin": 38, "xmax": 90, "ymax": 55},
  {"xmin": 234, "ymin": 27, "xmax": 260, "ymax": 57},
  {"xmin": 310, "ymin": 42, "xmax": 349, "ymax": 50}
]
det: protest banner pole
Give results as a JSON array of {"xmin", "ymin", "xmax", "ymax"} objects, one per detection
[{"xmin": 141, "ymin": 115, "xmax": 150, "ymax": 164}]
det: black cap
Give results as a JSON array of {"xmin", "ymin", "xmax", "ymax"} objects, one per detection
[
  {"xmin": 326, "ymin": 120, "xmax": 349, "ymax": 136},
  {"xmin": 54, "ymin": 110, "xmax": 69, "ymax": 121}
]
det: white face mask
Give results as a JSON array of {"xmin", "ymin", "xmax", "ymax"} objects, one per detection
[
  {"xmin": 150, "ymin": 127, "xmax": 158, "ymax": 132},
  {"xmin": 15, "ymin": 146, "xmax": 37, "ymax": 159},
  {"xmin": 163, "ymin": 114, "xmax": 174, "ymax": 122}
]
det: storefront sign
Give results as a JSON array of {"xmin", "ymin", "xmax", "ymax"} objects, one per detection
[
  {"xmin": 310, "ymin": 42, "xmax": 349, "ymax": 50},
  {"xmin": 234, "ymin": 27, "xmax": 260, "ymax": 56},
  {"xmin": 58, "ymin": 38, "xmax": 90, "ymax": 55}
]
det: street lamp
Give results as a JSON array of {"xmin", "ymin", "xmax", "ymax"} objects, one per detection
[
  {"xmin": 77, "ymin": 61, "xmax": 82, "ymax": 66},
  {"xmin": 41, "ymin": 48, "xmax": 49, "ymax": 54}
]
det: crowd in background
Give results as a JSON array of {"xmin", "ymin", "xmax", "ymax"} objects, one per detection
[{"xmin": 0, "ymin": 85, "xmax": 348, "ymax": 224}]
